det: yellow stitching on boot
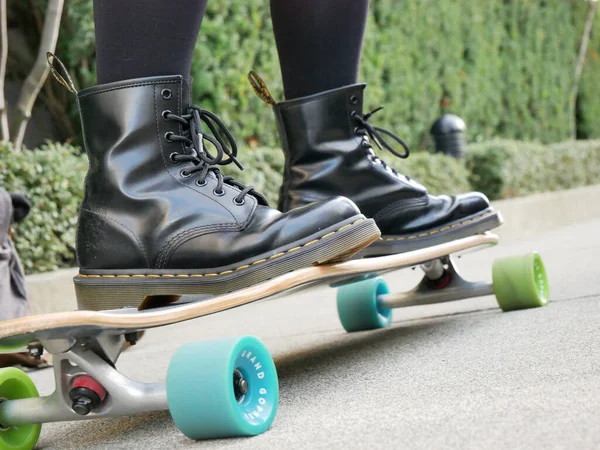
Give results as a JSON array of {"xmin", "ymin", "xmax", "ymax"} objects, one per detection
[
  {"xmin": 78, "ymin": 218, "xmax": 367, "ymax": 279},
  {"xmin": 381, "ymin": 211, "xmax": 495, "ymax": 241}
]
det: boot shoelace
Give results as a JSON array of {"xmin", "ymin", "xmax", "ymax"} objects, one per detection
[
  {"xmin": 352, "ymin": 106, "xmax": 411, "ymax": 179},
  {"xmin": 164, "ymin": 105, "xmax": 267, "ymax": 205}
]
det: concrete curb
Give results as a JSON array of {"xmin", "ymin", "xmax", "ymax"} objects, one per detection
[
  {"xmin": 24, "ymin": 184, "xmax": 600, "ymax": 314},
  {"xmin": 26, "ymin": 268, "xmax": 78, "ymax": 314},
  {"xmin": 492, "ymin": 184, "xmax": 600, "ymax": 241}
]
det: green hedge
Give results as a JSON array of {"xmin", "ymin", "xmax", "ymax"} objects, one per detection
[
  {"xmin": 3, "ymin": 139, "xmax": 600, "ymax": 273},
  {"xmin": 7, "ymin": 1, "xmax": 600, "ymax": 148},
  {"xmin": 466, "ymin": 140, "xmax": 600, "ymax": 200},
  {"xmin": 0, "ymin": 141, "xmax": 86, "ymax": 272}
]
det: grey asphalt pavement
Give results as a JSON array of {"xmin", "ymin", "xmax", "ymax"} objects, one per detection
[{"xmin": 30, "ymin": 218, "xmax": 600, "ymax": 449}]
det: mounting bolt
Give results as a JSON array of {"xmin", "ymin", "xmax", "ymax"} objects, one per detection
[
  {"xmin": 124, "ymin": 332, "xmax": 138, "ymax": 346},
  {"xmin": 27, "ymin": 342, "xmax": 43, "ymax": 360},
  {"xmin": 72, "ymin": 396, "xmax": 94, "ymax": 415}
]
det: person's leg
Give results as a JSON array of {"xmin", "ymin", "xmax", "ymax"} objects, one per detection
[
  {"xmin": 64, "ymin": 1, "xmax": 379, "ymax": 310},
  {"xmin": 93, "ymin": 0, "xmax": 208, "ymax": 84},
  {"xmin": 270, "ymin": 0, "xmax": 369, "ymax": 100},
  {"xmin": 267, "ymin": 0, "xmax": 501, "ymax": 256}
]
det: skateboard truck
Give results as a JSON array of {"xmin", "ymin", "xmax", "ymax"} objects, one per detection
[
  {"xmin": 336, "ymin": 251, "xmax": 549, "ymax": 332},
  {"xmin": 379, "ymin": 256, "xmax": 495, "ymax": 308},
  {"xmin": 0, "ymin": 335, "xmax": 169, "ymax": 426}
]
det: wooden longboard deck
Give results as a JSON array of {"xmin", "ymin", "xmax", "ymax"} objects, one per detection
[{"xmin": 0, "ymin": 233, "xmax": 498, "ymax": 350}]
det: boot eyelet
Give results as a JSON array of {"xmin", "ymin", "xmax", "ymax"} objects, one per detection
[
  {"xmin": 349, "ymin": 95, "xmax": 358, "ymax": 105},
  {"xmin": 161, "ymin": 89, "xmax": 172, "ymax": 100},
  {"xmin": 353, "ymin": 127, "xmax": 360, "ymax": 134},
  {"xmin": 196, "ymin": 179, "xmax": 207, "ymax": 187},
  {"xmin": 213, "ymin": 189, "xmax": 225, "ymax": 197},
  {"xmin": 162, "ymin": 110, "xmax": 172, "ymax": 121},
  {"xmin": 180, "ymin": 169, "xmax": 191, "ymax": 178},
  {"xmin": 233, "ymin": 197, "xmax": 245, "ymax": 206},
  {"xmin": 165, "ymin": 132, "xmax": 174, "ymax": 143},
  {"xmin": 170, "ymin": 152, "xmax": 180, "ymax": 164}
]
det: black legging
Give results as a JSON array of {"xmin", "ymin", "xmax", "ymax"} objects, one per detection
[
  {"xmin": 93, "ymin": 0, "xmax": 369, "ymax": 99},
  {"xmin": 93, "ymin": 0, "xmax": 207, "ymax": 85}
]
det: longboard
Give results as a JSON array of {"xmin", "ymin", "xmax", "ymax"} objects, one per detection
[
  {"xmin": 0, "ymin": 233, "xmax": 499, "ymax": 349},
  {"xmin": 0, "ymin": 231, "xmax": 550, "ymax": 448}
]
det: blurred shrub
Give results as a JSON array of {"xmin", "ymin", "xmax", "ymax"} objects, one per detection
[
  {"xmin": 0, "ymin": 141, "xmax": 86, "ymax": 272},
  {"xmin": 466, "ymin": 140, "xmax": 600, "ymax": 200},
  {"xmin": 6, "ymin": 1, "xmax": 600, "ymax": 148},
  {"xmin": 393, "ymin": 152, "xmax": 472, "ymax": 195}
]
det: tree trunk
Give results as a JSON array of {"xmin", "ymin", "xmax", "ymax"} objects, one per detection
[
  {"xmin": 0, "ymin": 0, "xmax": 9, "ymax": 141},
  {"xmin": 11, "ymin": 0, "xmax": 64, "ymax": 150},
  {"xmin": 571, "ymin": 0, "xmax": 599, "ymax": 140}
]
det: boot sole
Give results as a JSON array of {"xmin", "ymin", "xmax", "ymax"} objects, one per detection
[
  {"xmin": 359, "ymin": 208, "xmax": 503, "ymax": 258},
  {"xmin": 74, "ymin": 215, "xmax": 380, "ymax": 310}
]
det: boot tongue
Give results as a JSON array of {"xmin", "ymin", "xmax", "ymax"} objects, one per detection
[{"xmin": 182, "ymin": 77, "xmax": 193, "ymax": 110}]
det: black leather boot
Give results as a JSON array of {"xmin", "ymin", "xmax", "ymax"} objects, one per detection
[
  {"xmin": 67, "ymin": 75, "xmax": 379, "ymax": 310},
  {"xmin": 250, "ymin": 74, "xmax": 502, "ymax": 257}
]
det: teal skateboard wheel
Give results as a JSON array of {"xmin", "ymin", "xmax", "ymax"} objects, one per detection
[
  {"xmin": 0, "ymin": 367, "xmax": 41, "ymax": 450},
  {"xmin": 167, "ymin": 335, "xmax": 278, "ymax": 440},
  {"xmin": 492, "ymin": 252, "xmax": 549, "ymax": 312},
  {"xmin": 336, "ymin": 277, "xmax": 392, "ymax": 332}
]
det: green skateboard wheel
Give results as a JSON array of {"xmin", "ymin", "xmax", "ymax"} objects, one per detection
[
  {"xmin": 492, "ymin": 252, "xmax": 549, "ymax": 312},
  {"xmin": 336, "ymin": 277, "xmax": 392, "ymax": 332},
  {"xmin": 0, "ymin": 367, "xmax": 41, "ymax": 450},
  {"xmin": 167, "ymin": 335, "xmax": 278, "ymax": 440}
]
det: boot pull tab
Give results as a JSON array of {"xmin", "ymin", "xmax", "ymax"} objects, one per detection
[
  {"xmin": 248, "ymin": 71, "xmax": 276, "ymax": 106},
  {"xmin": 46, "ymin": 52, "xmax": 77, "ymax": 94}
]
